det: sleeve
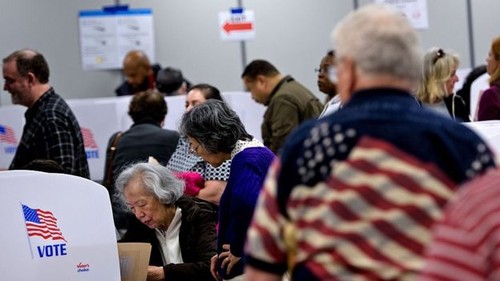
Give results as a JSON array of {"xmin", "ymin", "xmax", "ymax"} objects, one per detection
[
  {"xmin": 477, "ymin": 87, "xmax": 500, "ymax": 120},
  {"xmin": 268, "ymin": 97, "xmax": 300, "ymax": 154},
  {"xmin": 175, "ymin": 171, "xmax": 204, "ymax": 196},
  {"xmin": 42, "ymin": 114, "xmax": 79, "ymax": 175},
  {"xmin": 419, "ymin": 178, "xmax": 500, "ymax": 281},
  {"xmin": 163, "ymin": 208, "xmax": 217, "ymax": 281},
  {"xmin": 224, "ymin": 155, "xmax": 269, "ymax": 258},
  {"xmin": 245, "ymin": 159, "xmax": 288, "ymax": 275}
]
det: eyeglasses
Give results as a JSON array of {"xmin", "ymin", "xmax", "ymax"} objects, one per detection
[
  {"xmin": 316, "ymin": 66, "xmax": 338, "ymax": 83},
  {"xmin": 188, "ymin": 142, "xmax": 201, "ymax": 156},
  {"xmin": 432, "ymin": 48, "xmax": 445, "ymax": 65},
  {"xmin": 315, "ymin": 67, "xmax": 329, "ymax": 74}
]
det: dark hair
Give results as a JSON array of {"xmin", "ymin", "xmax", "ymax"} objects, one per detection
[
  {"xmin": 188, "ymin": 83, "xmax": 224, "ymax": 101},
  {"xmin": 3, "ymin": 49, "xmax": 50, "ymax": 83},
  {"xmin": 180, "ymin": 99, "xmax": 252, "ymax": 154},
  {"xmin": 241, "ymin": 59, "xmax": 280, "ymax": 81},
  {"xmin": 156, "ymin": 67, "xmax": 184, "ymax": 95},
  {"xmin": 128, "ymin": 90, "xmax": 167, "ymax": 124},
  {"xmin": 23, "ymin": 159, "xmax": 65, "ymax": 173},
  {"xmin": 326, "ymin": 50, "xmax": 335, "ymax": 57}
]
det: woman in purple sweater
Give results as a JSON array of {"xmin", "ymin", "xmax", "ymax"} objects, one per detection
[
  {"xmin": 477, "ymin": 36, "xmax": 500, "ymax": 120},
  {"xmin": 180, "ymin": 100, "xmax": 275, "ymax": 281}
]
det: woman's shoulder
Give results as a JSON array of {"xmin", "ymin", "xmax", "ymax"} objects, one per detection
[{"xmin": 177, "ymin": 196, "xmax": 218, "ymax": 223}]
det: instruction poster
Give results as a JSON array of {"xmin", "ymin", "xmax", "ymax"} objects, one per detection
[{"xmin": 79, "ymin": 8, "xmax": 155, "ymax": 70}]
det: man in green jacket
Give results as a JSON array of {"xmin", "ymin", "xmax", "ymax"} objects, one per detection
[{"xmin": 242, "ymin": 60, "xmax": 323, "ymax": 154}]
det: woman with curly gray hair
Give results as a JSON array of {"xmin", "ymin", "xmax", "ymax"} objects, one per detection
[
  {"xmin": 115, "ymin": 162, "xmax": 217, "ymax": 281},
  {"xmin": 180, "ymin": 99, "xmax": 275, "ymax": 281}
]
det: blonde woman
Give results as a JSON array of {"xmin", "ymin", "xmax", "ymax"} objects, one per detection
[
  {"xmin": 416, "ymin": 47, "xmax": 470, "ymax": 121},
  {"xmin": 477, "ymin": 36, "xmax": 500, "ymax": 120}
]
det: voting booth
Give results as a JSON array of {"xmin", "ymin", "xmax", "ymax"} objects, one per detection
[
  {"xmin": 0, "ymin": 171, "xmax": 120, "ymax": 280},
  {"xmin": 0, "ymin": 92, "xmax": 266, "ymax": 181}
]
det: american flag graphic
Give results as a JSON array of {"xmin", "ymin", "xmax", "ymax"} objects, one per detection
[
  {"xmin": 22, "ymin": 204, "xmax": 66, "ymax": 242},
  {"xmin": 0, "ymin": 124, "xmax": 17, "ymax": 144},
  {"xmin": 247, "ymin": 136, "xmax": 456, "ymax": 280},
  {"xmin": 80, "ymin": 127, "xmax": 98, "ymax": 149}
]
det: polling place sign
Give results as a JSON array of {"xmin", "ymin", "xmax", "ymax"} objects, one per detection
[{"xmin": 0, "ymin": 171, "xmax": 120, "ymax": 280}]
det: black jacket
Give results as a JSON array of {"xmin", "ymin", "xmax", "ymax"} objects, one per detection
[{"xmin": 444, "ymin": 94, "xmax": 471, "ymax": 122}]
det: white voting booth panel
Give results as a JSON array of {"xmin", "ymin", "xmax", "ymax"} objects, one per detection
[
  {"xmin": 0, "ymin": 105, "xmax": 25, "ymax": 169},
  {"xmin": 0, "ymin": 92, "xmax": 265, "ymax": 181},
  {"xmin": 465, "ymin": 120, "xmax": 500, "ymax": 157},
  {"xmin": 0, "ymin": 170, "xmax": 120, "ymax": 280},
  {"xmin": 470, "ymin": 73, "xmax": 490, "ymax": 120}
]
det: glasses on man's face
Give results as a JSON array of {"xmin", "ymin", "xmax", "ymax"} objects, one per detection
[{"xmin": 432, "ymin": 48, "xmax": 445, "ymax": 65}]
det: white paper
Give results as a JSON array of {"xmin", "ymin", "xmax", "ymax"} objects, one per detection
[
  {"xmin": 79, "ymin": 9, "xmax": 154, "ymax": 70},
  {"xmin": 374, "ymin": 0, "xmax": 429, "ymax": 30}
]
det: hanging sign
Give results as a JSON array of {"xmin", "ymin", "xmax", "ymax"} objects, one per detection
[{"xmin": 219, "ymin": 8, "xmax": 256, "ymax": 41}]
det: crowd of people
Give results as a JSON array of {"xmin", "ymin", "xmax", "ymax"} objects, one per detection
[{"xmin": 3, "ymin": 3, "xmax": 500, "ymax": 281}]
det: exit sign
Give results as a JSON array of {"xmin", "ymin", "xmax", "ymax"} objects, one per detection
[{"xmin": 218, "ymin": 8, "xmax": 255, "ymax": 41}]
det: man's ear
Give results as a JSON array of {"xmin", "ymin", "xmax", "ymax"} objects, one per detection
[
  {"xmin": 256, "ymin": 75, "xmax": 269, "ymax": 91},
  {"xmin": 256, "ymin": 75, "xmax": 266, "ymax": 85},
  {"xmin": 338, "ymin": 57, "xmax": 356, "ymax": 104},
  {"xmin": 26, "ymin": 72, "xmax": 37, "ymax": 86}
]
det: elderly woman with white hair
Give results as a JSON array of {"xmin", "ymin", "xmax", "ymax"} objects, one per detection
[
  {"xmin": 416, "ymin": 47, "xmax": 470, "ymax": 121},
  {"xmin": 115, "ymin": 162, "xmax": 217, "ymax": 281},
  {"xmin": 180, "ymin": 99, "xmax": 275, "ymax": 281}
]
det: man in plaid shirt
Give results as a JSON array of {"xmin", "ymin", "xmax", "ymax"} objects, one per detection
[{"xmin": 2, "ymin": 49, "xmax": 89, "ymax": 178}]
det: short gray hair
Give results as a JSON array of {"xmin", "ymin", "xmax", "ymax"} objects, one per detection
[
  {"xmin": 179, "ymin": 99, "xmax": 252, "ymax": 154},
  {"xmin": 115, "ymin": 162, "xmax": 185, "ymax": 211},
  {"xmin": 332, "ymin": 4, "xmax": 422, "ymax": 84}
]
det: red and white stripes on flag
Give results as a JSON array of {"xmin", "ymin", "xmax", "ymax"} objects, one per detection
[
  {"xmin": 80, "ymin": 127, "xmax": 98, "ymax": 149},
  {"xmin": 22, "ymin": 204, "xmax": 66, "ymax": 242},
  {"xmin": 0, "ymin": 124, "xmax": 17, "ymax": 144},
  {"xmin": 247, "ymin": 136, "xmax": 457, "ymax": 280},
  {"xmin": 419, "ymin": 169, "xmax": 500, "ymax": 281}
]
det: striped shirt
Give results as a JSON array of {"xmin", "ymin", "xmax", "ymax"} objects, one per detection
[{"xmin": 419, "ymin": 168, "xmax": 500, "ymax": 281}]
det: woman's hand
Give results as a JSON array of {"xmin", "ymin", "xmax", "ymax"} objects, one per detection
[
  {"xmin": 147, "ymin": 266, "xmax": 165, "ymax": 281},
  {"xmin": 210, "ymin": 254, "xmax": 222, "ymax": 281},
  {"xmin": 219, "ymin": 244, "xmax": 241, "ymax": 275}
]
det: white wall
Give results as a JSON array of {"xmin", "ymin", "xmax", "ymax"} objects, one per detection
[
  {"xmin": 471, "ymin": 1, "xmax": 500, "ymax": 66},
  {"xmin": 1, "ymin": 0, "xmax": 499, "ymax": 106}
]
